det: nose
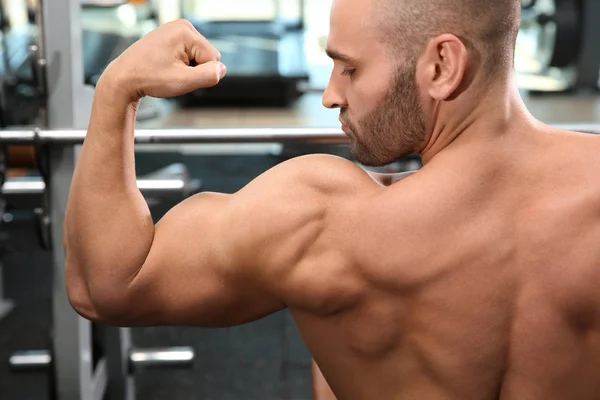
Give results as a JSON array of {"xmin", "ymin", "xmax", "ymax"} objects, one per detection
[{"xmin": 322, "ymin": 72, "xmax": 346, "ymax": 109}]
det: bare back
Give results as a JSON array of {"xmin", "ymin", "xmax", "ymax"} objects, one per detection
[
  {"xmin": 66, "ymin": 16, "xmax": 600, "ymax": 400},
  {"xmin": 286, "ymin": 130, "xmax": 600, "ymax": 400}
]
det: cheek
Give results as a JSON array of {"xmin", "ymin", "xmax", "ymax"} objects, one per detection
[{"xmin": 349, "ymin": 69, "xmax": 392, "ymax": 117}]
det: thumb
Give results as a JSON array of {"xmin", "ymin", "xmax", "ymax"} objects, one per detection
[{"xmin": 184, "ymin": 61, "xmax": 227, "ymax": 89}]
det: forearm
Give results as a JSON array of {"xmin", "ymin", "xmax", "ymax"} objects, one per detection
[{"xmin": 65, "ymin": 76, "xmax": 153, "ymax": 309}]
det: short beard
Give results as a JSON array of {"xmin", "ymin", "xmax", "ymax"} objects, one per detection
[{"xmin": 344, "ymin": 61, "xmax": 427, "ymax": 167}]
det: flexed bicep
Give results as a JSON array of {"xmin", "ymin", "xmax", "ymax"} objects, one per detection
[
  {"xmin": 86, "ymin": 154, "xmax": 373, "ymax": 328},
  {"xmin": 123, "ymin": 191, "xmax": 286, "ymax": 327}
]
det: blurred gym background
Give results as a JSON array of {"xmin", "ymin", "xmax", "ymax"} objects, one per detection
[{"xmin": 0, "ymin": 0, "xmax": 599, "ymax": 399}]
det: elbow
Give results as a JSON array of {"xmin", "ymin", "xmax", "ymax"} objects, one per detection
[
  {"xmin": 68, "ymin": 284, "xmax": 135, "ymax": 326},
  {"xmin": 68, "ymin": 288, "xmax": 103, "ymax": 323},
  {"xmin": 66, "ymin": 259, "xmax": 133, "ymax": 326},
  {"xmin": 66, "ymin": 277, "xmax": 105, "ymax": 324}
]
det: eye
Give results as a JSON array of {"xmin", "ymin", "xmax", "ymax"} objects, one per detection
[{"xmin": 341, "ymin": 68, "xmax": 356, "ymax": 77}]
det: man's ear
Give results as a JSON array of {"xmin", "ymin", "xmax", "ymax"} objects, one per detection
[{"xmin": 417, "ymin": 34, "xmax": 468, "ymax": 101}]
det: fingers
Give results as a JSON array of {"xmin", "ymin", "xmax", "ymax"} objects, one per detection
[
  {"xmin": 176, "ymin": 20, "xmax": 221, "ymax": 65},
  {"xmin": 178, "ymin": 60, "xmax": 227, "ymax": 90},
  {"xmin": 189, "ymin": 33, "xmax": 221, "ymax": 65}
]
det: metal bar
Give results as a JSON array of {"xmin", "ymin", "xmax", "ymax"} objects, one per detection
[
  {"xmin": 49, "ymin": 128, "xmax": 348, "ymax": 145},
  {"xmin": 49, "ymin": 146, "xmax": 95, "ymax": 400},
  {"xmin": 9, "ymin": 352, "xmax": 107, "ymax": 399},
  {"xmin": 2, "ymin": 178, "xmax": 187, "ymax": 196},
  {"xmin": 2, "ymin": 179, "xmax": 46, "ymax": 195},
  {"xmin": 91, "ymin": 359, "xmax": 108, "ymax": 400},
  {"xmin": 34, "ymin": 0, "xmax": 48, "ymax": 127},
  {"xmin": 0, "ymin": 131, "xmax": 36, "ymax": 142},
  {"xmin": 9, "ymin": 350, "xmax": 52, "ymax": 372},
  {"xmin": 0, "ymin": 128, "xmax": 348, "ymax": 145},
  {"xmin": 40, "ymin": 0, "xmax": 123, "ymax": 397},
  {"xmin": 43, "ymin": 0, "xmax": 95, "ymax": 129},
  {"xmin": 1, "ymin": 179, "xmax": 188, "ymax": 212},
  {"xmin": 1, "ymin": 125, "xmax": 599, "ymax": 146},
  {"xmin": 105, "ymin": 327, "xmax": 136, "ymax": 400},
  {"xmin": 129, "ymin": 347, "xmax": 195, "ymax": 372}
]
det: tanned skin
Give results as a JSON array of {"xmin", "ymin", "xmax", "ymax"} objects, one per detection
[{"xmin": 65, "ymin": 2, "xmax": 600, "ymax": 399}]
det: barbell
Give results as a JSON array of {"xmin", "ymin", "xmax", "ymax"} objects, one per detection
[
  {"xmin": 0, "ymin": 125, "xmax": 597, "ymax": 147},
  {"xmin": 9, "ymin": 347, "xmax": 195, "ymax": 373},
  {"xmin": 0, "ymin": 128, "xmax": 349, "ymax": 145}
]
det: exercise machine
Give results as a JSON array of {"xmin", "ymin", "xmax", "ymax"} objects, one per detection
[{"xmin": 0, "ymin": 1, "xmax": 195, "ymax": 398}]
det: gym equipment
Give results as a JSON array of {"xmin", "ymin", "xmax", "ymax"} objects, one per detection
[
  {"xmin": 5, "ymin": 0, "xmax": 597, "ymax": 398},
  {"xmin": 0, "ymin": 124, "xmax": 597, "ymax": 400},
  {"xmin": 0, "ymin": 1, "xmax": 195, "ymax": 398},
  {"xmin": 520, "ymin": 0, "xmax": 581, "ymax": 70},
  {"xmin": 517, "ymin": 0, "xmax": 600, "ymax": 92},
  {"xmin": 9, "ymin": 350, "xmax": 53, "ymax": 372},
  {"xmin": 0, "ymin": 146, "xmax": 15, "ymax": 322},
  {"xmin": 2, "ymin": 124, "xmax": 599, "ymax": 145},
  {"xmin": 1, "ymin": 156, "xmax": 199, "ymax": 400},
  {"xmin": 9, "ymin": 347, "xmax": 195, "ymax": 373},
  {"xmin": 180, "ymin": 0, "xmax": 309, "ymax": 106},
  {"xmin": 2, "ymin": 162, "xmax": 198, "ymax": 249},
  {"xmin": 0, "ymin": 125, "xmax": 345, "ymax": 400},
  {"xmin": 2, "ymin": 7, "xmax": 343, "ymax": 397},
  {"xmin": 0, "ymin": 127, "xmax": 348, "ymax": 144},
  {"xmin": 2, "ymin": 163, "xmax": 197, "ymax": 210},
  {"xmin": 1, "ymin": 155, "xmax": 198, "ymax": 399}
]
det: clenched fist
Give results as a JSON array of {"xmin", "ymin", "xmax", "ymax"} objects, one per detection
[{"xmin": 98, "ymin": 19, "xmax": 227, "ymax": 101}]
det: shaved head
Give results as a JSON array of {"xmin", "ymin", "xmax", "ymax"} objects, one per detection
[
  {"xmin": 323, "ymin": 0, "xmax": 522, "ymax": 166},
  {"xmin": 374, "ymin": 0, "xmax": 521, "ymax": 82}
]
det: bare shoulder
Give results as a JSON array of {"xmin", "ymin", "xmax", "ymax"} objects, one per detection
[
  {"xmin": 554, "ymin": 129, "xmax": 600, "ymax": 154},
  {"xmin": 242, "ymin": 153, "xmax": 379, "ymax": 194},
  {"xmin": 229, "ymin": 154, "xmax": 379, "ymax": 223},
  {"xmin": 531, "ymin": 130, "xmax": 600, "ymax": 321},
  {"xmin": 223, "ymin": 155, "xmax": 379, "ymax": 307},
  {"xmin": 532, "ymin": 129, "xmax": 600, "ymax": 186}
]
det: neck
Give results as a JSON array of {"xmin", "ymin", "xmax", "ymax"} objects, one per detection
[{"xmin": 418, "ymin": 74, "xmax": 536, "ymax": 165}]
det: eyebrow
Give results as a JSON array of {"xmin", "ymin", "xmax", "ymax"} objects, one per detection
[{"xmin": 325, "ymin": 48, "xmax": 359, "ymax": 65}]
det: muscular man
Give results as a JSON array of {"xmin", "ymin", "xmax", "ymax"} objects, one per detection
[{"xmin": 64, "ymin": 0, "xmax": 600, "ymax": 398}]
